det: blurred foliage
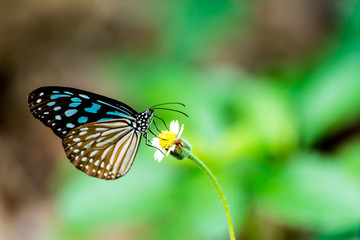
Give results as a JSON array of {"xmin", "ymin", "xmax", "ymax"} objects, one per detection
[{"xmin": 17, "ymin": 0, "xmax": 358, "ymax": 239}]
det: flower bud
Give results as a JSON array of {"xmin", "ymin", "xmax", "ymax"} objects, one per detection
[{"xmin": 170, "ymin": 137, "xmax": 192, "ymax": 160}]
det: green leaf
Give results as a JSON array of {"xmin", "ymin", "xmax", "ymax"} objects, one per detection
[{"xmin": 260, "ymin": 152, "xmax": 360, "ymax": 234}]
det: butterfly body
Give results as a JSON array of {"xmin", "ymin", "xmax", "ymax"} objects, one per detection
[{"xmin": 28, "ymin": 86, "xmax": 153, "ymax": 180}]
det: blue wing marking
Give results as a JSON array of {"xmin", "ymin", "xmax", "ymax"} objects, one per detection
[
  {"xmin": 65, "ymin": 109, "xmax": 78, "ymax": 117},
  {"xmin": 71, "ymin": 97, "xmax": 82, "ymax": 102},
  {"xmin": 106, "ymin": 111, "xmax": 131, "ymax": 118},
  {"xmin": 85, "ymin": 103, "xmax": 101, "ymax": 113},
  {"xmin": 51, "ymin": 94, "xmax": 70, "ymax": 99},
  {"xmin": 78, "ymin": 116, "xmax": 88, "ymax": 123},
  {"xmin": 70, "ymin": 102, "xmax": 81, "ymax": 107}
]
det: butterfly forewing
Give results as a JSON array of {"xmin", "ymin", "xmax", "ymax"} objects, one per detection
[
  {"xmin": 28, "ymin": 86, "xmax": 138, "ymax": 138},
  {"xmin": 63, "ymin": 119, "xmax": 141, "ymax": 180}
]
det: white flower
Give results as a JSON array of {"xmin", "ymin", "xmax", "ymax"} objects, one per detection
[{"xmin": 151, "ymin": 120, "xmax": 184, "ymax": 162}]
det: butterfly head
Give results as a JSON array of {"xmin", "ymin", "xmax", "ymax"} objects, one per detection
[{"xmin": 145, "ymin": 109, "xmax": 154, "ymax": 118}]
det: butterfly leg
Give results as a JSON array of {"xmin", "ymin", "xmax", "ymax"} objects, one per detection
[
  {"xmin": 143, "ymin": 132, "xmax": 165, "ymax": 155},
  {"xmin": 146, "ymin": 122, "xmax": 159, "ymax": 138}
]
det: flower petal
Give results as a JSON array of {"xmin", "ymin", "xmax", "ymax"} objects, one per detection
[
  {"xmin": 178, "ymin": 124, "xmax": 184, "ymax": 138},
  {"xmin": 151, "ymin": 137, "xmax": 161, "ymax": 149},
  {"xmin": 154, "ymin": 150, "xmax": 165, "ymax": 162},
  {"xmin": 169, "ymin": 120, "xmax": 179, "ymax": 135}
]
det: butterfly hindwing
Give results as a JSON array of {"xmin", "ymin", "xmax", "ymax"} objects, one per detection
[
  {"xmin": 63, "ymin": 119, "xmax": 142, "ymax": 180},
  {"xmin": 28, "ymin": 86, "xmax": 138, "ymax": 138}
]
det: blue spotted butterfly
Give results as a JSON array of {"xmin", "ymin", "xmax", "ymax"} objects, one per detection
[{"xmin": 28, "ymin": 86, "xmax": 186, "ymax": 180}]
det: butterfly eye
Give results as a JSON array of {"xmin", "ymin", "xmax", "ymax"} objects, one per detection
[{"xmin": 146, "ymin": 109, "xmax": 154, "ymax": 117}]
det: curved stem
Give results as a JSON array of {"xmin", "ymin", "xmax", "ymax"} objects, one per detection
[{"xmin": 187, "ymin": 152, "xmax": 236, "ymax": 240}]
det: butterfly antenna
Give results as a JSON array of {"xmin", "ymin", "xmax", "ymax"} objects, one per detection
[
  {"xmin": 152, "ymin": 108, "xmax": 189, "ymax": 117},
  {"xmin": 152, "ymin": 119, "xmax": 162, "ymax": 134},
  {"xmin": 150, "ymin": 102, "xmax": 185, "ymax": 109},
  {"xmin": 153, "ymin": 115, "xmax": 169, "ymax": 130}
]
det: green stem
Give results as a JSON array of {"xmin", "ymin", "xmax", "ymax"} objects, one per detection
[{"xmin": 187, "ymin": 152, "xmax": 236, "ymax": 240}]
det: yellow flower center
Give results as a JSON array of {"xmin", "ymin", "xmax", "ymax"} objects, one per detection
[{"xmin": 158, "ymin": 131, "xmax": 177, "ymax": 150}]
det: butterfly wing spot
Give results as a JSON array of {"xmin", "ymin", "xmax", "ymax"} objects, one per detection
[
  {"xmin": 102, "ymin": 129, "xmax": 120, "ymax": 136},
  {"xmin": 101, "ymin": 145, "xmax": 113, "ymax": 160},
  {"xmin": 85, "ymin": 133, "xmax": 100, "ymax": 140},
  {"xmin": 79, "ymin": 94, "xmax": 90, "ymax": 99},
  {"xmin": 84, "ymin": 141, "xmax": 94, "ymax": 149},
  {"xmin": 96, "ymin": 132, "xmax": 125, "ymax": 147},
  {"xmin": 79, "ymin": 131, "xmax": 87, "ymax": 136},
  {"xmin": 65, "ymin": 109, "xmax": 78, "ymax": 117},
  {"xmin": 71, "ymin": 97, "xmax": 81, "ymax": 102},
  {"xmin": 78, "ymin": 116, "xmax": 88, "ymax": 123},
  {"xmin": 51, "ymin": 94, "xmax": 70, "ymax": 99},
  {"xmin": 90, "ymin": 150, "xmax": 98, "ymax": 157},
  {"xmin": 70, "ymin": 102, "xmax": 81, "ymax": 107}
]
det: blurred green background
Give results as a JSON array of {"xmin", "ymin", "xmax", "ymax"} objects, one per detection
[{"xmin": 1, "ymin": 0, "xmax": 360, "ymax": 239}]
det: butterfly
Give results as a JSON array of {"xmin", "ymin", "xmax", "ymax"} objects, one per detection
[{"xmin": 28, "ymin": 86, "xmax": 187, "ymax": 180}]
